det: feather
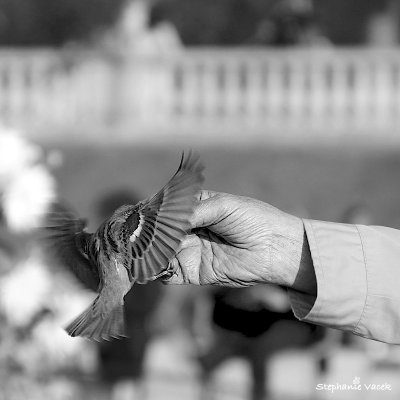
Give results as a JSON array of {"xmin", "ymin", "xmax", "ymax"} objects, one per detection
[
  {"xmin": 126, "ymin": 151, "xmax": 204, "ymax": 283},
  {"xmin": 42, "ymin": 202, "xmax": 100, "ymax": 291},
  {"xmin": 66, "ymin": 296, "xmax": 126, "ymax": 341}
]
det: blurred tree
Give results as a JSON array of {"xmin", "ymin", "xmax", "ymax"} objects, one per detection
[
  {"xmin": 0, "ymin": 0, "xmax": 126, "ymax": 46},
  {"xmin": 150, "ymin": 0, "xmax": 275, "ymax": 45},
  {"xmin": 314, "ymin": 0, "xmax": 395, "ymax": 44},
  {"xmin": 1, "ymin": 0, "xmax": 395, "ymax": 47},
  {"xmin": 150, "ymin": 0, "xmax": 324, "ymax": 46},
  {"xmin": 151, "ymin": 0, "xmax": 400, "ymax": 46}
]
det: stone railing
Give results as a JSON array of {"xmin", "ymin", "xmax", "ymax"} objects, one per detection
[{"xmin": 1, "ymin": 47, "xmax": 400, "ymax": 136}]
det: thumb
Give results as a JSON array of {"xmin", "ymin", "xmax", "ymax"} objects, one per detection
[{"xmin": 191, "ymin": 190, "xmax": 228, "ymax": 229}]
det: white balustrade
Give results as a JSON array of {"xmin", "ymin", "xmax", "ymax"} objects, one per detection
[{"xmin": 0, "ymin": 48, "xmax": 400, "ymax": 136}]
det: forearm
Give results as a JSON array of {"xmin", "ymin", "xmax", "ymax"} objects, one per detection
[
  {"xmin": 288, "ymin": 219, "xmax": 400, "ymax": 344},
  {"xmin": 169, "ymin": 189, "xmax": 400, "ymax": 344}
]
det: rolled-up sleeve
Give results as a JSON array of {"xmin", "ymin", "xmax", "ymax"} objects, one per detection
[{"xmin": 288, "ymin": 219, "xmax": 400, "ymax": 344}]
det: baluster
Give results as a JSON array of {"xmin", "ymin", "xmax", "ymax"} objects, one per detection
[
  {"xmin": 286, "ymin": 56, "xmax": 305, "ymax": 131},
  {"xmin": 201, "ymin": 59, "xmax": 220, "ymax": 129},
  {"xmin": 330, "ymin": 57, "xmax": 348, "ymax": 132},
  {"xmin": 244, "ymin": 59, "xmax": 264, "ymax": 127},
  {"xmin": 179, "ymin": 58, "xmax": 200, "ymax": 128},
  {"xmin": 265, "ymin": 57, "xmax": 282, "ymax": 130},
  {"xmin": 374, "ymin": 57, "xmax": 393, "ymax": 131},
  {"xmin": 352, "ymin": 58, "xmax": 372, "ymax": 132},
  {"xmin": 8, "ymin": 58, "xmax": 26, "ymax": 126},
  {"xmin": 308, "ymin": 56, "xmax": 327, "ymax": 132},
  {"xmin": 223, "ymin": 60, "xmax": 242, "ymax": 124}
]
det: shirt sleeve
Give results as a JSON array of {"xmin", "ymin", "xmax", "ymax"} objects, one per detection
[{"xmin": 287, "ymin": 219, "xmax": 400, "ymax": 344}]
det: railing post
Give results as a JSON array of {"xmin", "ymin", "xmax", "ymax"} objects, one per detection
[{"xmin": 244, "ymin": 59, "xmax": 264, "ymax": 127}]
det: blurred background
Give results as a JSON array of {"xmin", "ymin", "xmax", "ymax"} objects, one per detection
[{"xmin": 1, "ymin": 0, "xmax": 400, "ymax": 399}]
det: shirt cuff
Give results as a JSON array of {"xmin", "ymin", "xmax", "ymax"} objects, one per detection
[
  {"xmin": 353, "ymin": 225, "xmax": 400, "ymax": 343},
  {"xmin": 288, "ymin": 219, "xmax": 367, "ymax": 333}
]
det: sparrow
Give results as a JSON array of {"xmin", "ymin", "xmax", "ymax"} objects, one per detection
[{"xmin": 43, "ymin": 152, "xmax": 204, "ymax": 341}]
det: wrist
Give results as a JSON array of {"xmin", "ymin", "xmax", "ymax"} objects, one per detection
[
  {"xmin": 292, "ymin": 229, "xmax": 316, "ymax": 296},
  {"xmin": 269, "ymin": 215, "xmax": 316, "ymax": 296}
]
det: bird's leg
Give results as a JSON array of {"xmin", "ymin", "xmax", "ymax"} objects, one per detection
[{"xmin": 163, "ymin": 259, "xmax": 180, "ymax": 280}]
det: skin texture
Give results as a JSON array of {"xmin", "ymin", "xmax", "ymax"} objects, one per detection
[{"xmin": 166, "ymin": 191, "xmax": 316, "ymax": 298}]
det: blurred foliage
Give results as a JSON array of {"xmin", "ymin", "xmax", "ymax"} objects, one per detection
[
  {"xmin": 0, "ymin": 0, "xmax": 126, "ymax": 46},
  {"xmin": 314, "ymin": 0, "xmax": 389, "ymax": 44},
  {"xmin": 150, "ymin": 0, "xmax": 394, "ymax": 45},
  {"xmin": 0, "ymin": 0, "xmax": 395, "ymax": 46},
  {"xmin": 151, "ymin": 0, "xmax": 280, "ymax": 45}
]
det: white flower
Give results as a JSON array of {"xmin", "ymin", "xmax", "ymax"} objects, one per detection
[
  {"xmin": 30, "ymin": 282, "xmax": 98, "ymax": 373},
  {"xmin": 0, "ymin": 255, "xmax": 51, "ymax": 327},
  {"xmin": 0, "ymin": 128, "xmax": 42, "ymax": 185},
  {"xmin": 32, "ymin": 318, "xmax": 98, "ymax": 373},
  {"xmin": 2, "ymin": 164, "xmax": 56, "ymax": 231}
]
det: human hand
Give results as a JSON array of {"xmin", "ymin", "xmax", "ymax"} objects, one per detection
[{"xmin": 165, "ymin": 191, "xmax": 315, "ymax": 294}]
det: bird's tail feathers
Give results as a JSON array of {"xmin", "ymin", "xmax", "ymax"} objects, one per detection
[{"xmin": 65, "ymin": 299, "xmax": 126, "ymax": 341}]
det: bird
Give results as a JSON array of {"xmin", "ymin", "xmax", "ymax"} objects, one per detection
[{"xmin": 43, "ymin": 152, "xmax": 204, "ymax": 341}]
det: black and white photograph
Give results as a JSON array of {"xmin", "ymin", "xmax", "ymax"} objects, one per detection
[{"xmin": 0, "ymin": 1, "xmax": 400, "ymax": 399}]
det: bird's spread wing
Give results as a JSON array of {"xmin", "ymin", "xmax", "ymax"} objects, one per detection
[
  {"xmin": 125, "ymin": 151, "xmax": 204, "ymax": 283},
  {"xmin": 43, "ymin": 202, "xmax": 100, "ymax": 291}
]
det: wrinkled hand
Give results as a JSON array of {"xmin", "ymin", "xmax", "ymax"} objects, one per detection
[{"xmin": 165, "ymin": 191, "xmax": 314, "ymax": 292}]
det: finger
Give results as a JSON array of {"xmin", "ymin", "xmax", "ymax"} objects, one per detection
[
  {"xmin": 191, "ymin": 192, "xmax": 231, "ymax": 229},
  {"xmin": 195, "ymin": 190, "xmax": 219, "ymax": 202},
  {"xmin": 163, "ymin": 235, "xmax": 201, "ymax": 285}
]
